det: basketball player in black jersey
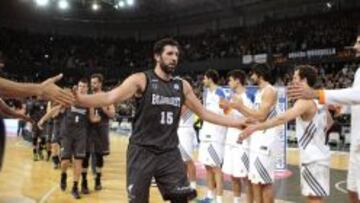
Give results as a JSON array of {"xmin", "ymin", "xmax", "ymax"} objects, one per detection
[
  {"xmin": 0, "ymin": 74, "xmax": 74, "ymax": 171},
  {"xmin": 27, "ymin": 97, "xmax": 48, "ymax": 161},
  {"xmin": 59, "ymin": 78, "xmax": 91, "ymax": 199},
  {"xmin": 38, "ymin": 102, "xmax": 66, "ymax": 169},
  {"xmin": 81, "ymin": 73, "xmax": 115, "ymax": 194},
  {"xmin": 75, "ymin": 38, "xmax": 247, "ymax": 203}
]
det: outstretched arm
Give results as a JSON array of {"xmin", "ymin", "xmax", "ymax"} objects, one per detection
[
  {"xmin": 0, "ymin": 99, "xmax": 32, "ymax": 122},
  {"xmin": 240, "ymin": 99, "xmax": 311, "ymax": 140},
  {"xmin": 76, "ymin": 73, "xmax": 145, "ymax": 108},
  {"xmin": 0, "ymin": 74, "xmax": 74, "ymax": 106},
  {"xmin": 183, "ymin": 80, "xmax": 245, "ymax": 128},
  {"xmin": 231, "ymin": 87, "xmax": 277, "ymax": 121},
  {"xmin": 38, "ymin": 105, "xmax": 62, "ymax": 129},
  {"xmin": 288, "ymin": 82, "xmax": 360, "ymax": 105}
]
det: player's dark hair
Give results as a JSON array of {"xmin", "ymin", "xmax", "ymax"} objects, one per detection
[
  {"xmin": 295, "ymin": 65, "xmax": 318, "ymax": 88},
  {"xmin": 204, "ymin": 69, "xmax": 219, "ymax": 84},
  {"xmin": 79, "ymin": 77, "xmax": 89, "ymax": 85},
  {"xmin": 227, "ymin": 70, "xmax": 246, "ymax": 86},
  {"xmin": 250, "ymin": 63, "xmax": 271, "ymax": 82},
  {"xmin": 91, "ymin": 73, "xmax": 104, "ymax": 84},
  {"xmin": 153, "ymin": 38, "xmax": 180, "ymax": 56}
]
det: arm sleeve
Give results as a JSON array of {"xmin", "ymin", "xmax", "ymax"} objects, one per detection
[{"xmin": 320, "ymin": 88, "xmax": 360, "ymax": 105}]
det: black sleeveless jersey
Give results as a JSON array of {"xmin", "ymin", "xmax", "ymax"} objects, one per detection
[
  {"xmin": 93, "ymin": 107, "xmax": 110, "ymax": 126},
  {"xmin": 28, "ymin": 100, "xmax": 47, "ymax": 122},
  {"xmin": 63, "ymin": 106, "xmax": 89, "ymax": 128},
  {"xmin": 130, "ymin": 70, "xmax": 184, "ymax": 153}
]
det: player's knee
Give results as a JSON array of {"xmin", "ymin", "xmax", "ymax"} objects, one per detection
[
  {"xmin": 96, "ymin": 153, "xmax": 104, "ymax": 168},
  {"xmin": 164, "ymin": 186, "xmax": 197, "ymax": 202}
]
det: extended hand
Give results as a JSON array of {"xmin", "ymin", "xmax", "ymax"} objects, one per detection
[
  {"xmin": 40, "ymin": 74, "xmax": 74, "ymax": 106},
  {"xmin": 238, "ymin": 125, "xmax": 257, "ymax": 143},
  {"xmin": 287, "ymin": 82, "xmax": 316, "ymax": 100}
]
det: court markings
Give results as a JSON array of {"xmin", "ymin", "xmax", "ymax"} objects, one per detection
[{"xmin": 39, "ymin": 185, "xmax": 58, "ymax": 203}]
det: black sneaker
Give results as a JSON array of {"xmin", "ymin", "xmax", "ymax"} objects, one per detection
[
  {"xmin": 81, "ymin": 180, "xmax": 90, "ymax": 194},
  {"xmin": 94, "ymin": 177, "xmax": 102, "ymax": 191},
  {"xmin": 71, "ymin": 187, "xmax": 81, "ymax": 199},
  {"xmin": 60, "ymin": 173, "xmax": 67, "ymax": 191}
]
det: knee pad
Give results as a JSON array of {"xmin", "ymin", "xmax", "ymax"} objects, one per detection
[
  {"xmin": 164, "ymin": 186, "xmax": 197, "ymax": 202},
  {"xmin": 95, "ymin": 153, "xmax": 104, "ymax": 168}
]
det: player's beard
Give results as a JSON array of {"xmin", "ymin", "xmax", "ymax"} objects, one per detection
[{"xmin": 160, "ymin": 61, "xmax": 176, "ymax": 75}]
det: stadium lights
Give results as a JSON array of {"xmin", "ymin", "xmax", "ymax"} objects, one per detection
[
  {"xmin": 118, "ymin": 0, "xmax": 125, "ymax": 8},
  {"xmin": 92, "ymin": 2, "xmax": 100, "ymax": 11},
  {"xmin": 58, "ymin": 0, "xmax": 69, "ymax": 10},
  {"xmin": 126, "ymin": 0, "xmax": 134, "ymax": 6},
  {"xmin": 114, "ymin": 0, "xmax": 135, "ymax": 9},
  {"xmin": 35, "ymin": 0, "xmax": 49, "ymax": 7}
]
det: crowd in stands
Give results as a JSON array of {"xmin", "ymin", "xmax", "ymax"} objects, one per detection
[{"xmin": 0, "ymin": 10, "xmax": 359, "ymax": 117}]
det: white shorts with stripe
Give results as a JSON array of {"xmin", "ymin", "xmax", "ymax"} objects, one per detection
[
  {"xmin": 222, "ymin": 143, "xmax": 249, "ymax": 178},
  {"xmin": 178, "ymin": 127, "xmax": 197, "ymax": 162},
  {"xmin": 249, "ymin": 148, "xmax": 275, "ymax": 184},
  {"xmin": 198, "ymin": 141, "xmax": 224, "ymax": 168},
  {"xmin": 347, "ymin": 147, "xmax": 360, "ymax": 199},
  {"xmin": 300, "ymin": 162, "xmax": 330, "ymax": 197}
]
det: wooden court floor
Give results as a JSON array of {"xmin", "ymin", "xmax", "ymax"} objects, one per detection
[{"xmin": 0, "ymin": 133, "xmax": 350, "ymax": 203}]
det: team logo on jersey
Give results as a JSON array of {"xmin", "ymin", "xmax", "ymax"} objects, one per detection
[
  {"xmin": 174, "ymin": 84, "xmax": 179, "ymax": 90},
  {"xmin": 151, "ymin": 82, "xmax": 158, "ymax": 90}
]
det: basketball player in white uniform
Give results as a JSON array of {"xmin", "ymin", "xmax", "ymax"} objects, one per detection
[
  {"xmin": 178, "ymin": 106, "xmax": 197, "ymax": 189},
  {"xmin": 241, "ymin": 65, "xmax": 333, "ymax": 203},
  {"xmin": 178, "ymin": 76, "xmax": 198, "ymax": 190},
  {"xmin": 198, "ymin": 69, "xmax": 227, "ymax": 203},
  {"xmin": 230, "ymin": 64, "xmax": 278, "ymax": 203},
  {"xmin": 288, "ymin": 35, "xmax": 360, "ymax": 203},
  {"xmin": 221, "ymin": 70, "xmax": 253, "ymax": 203}
]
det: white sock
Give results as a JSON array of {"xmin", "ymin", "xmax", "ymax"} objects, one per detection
[
  {"xmin": 190, "ymin": 181, "xmax": 197, "ymax": 189},
  {"xmin": 206, "ymin": 190, "xmax": 214, "ymax": 199},
  {"xmin": 233, "ymin": 196, "xmax": 241, "ymax": 203},
  {"xmin": 216, "ymin": 195, "xmax": 223, "ymax": 203}
]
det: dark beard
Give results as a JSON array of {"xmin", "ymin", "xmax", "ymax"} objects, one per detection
[{"xmin": 160, "ymin": 63, "xmax": 176, "ymax": 74}]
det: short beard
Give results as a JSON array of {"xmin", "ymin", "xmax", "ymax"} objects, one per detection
[{"xmin": 160, "ymin": 63, "xmax": 175, "ymax": 74}]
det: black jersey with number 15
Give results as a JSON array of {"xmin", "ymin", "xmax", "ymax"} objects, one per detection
[{"xmin": 131, "ymin": 70, "xmax": 184, "ymax": 153}]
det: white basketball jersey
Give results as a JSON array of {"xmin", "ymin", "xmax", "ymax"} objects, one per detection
[
  {"xmin": 250, "ymin": 85, "xmax": 279, "ymax": 151},
  {"xmin": 296, "ymin": 100, "xmax": 330, "ymax": 165},
  {"xmin": 351, "ymin": 67, "xmax": 360, "ymax": 149},
  {"xmin": 200, "ymin": 87, "xmax": 227, "ymax": 142},
  {"xmin": 225, "ymin": 92, "xmax": 253, "ymax": 147},
  {"xmin": 179, "ymin": 109, "xmax": 195, "ymax": 128}
]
